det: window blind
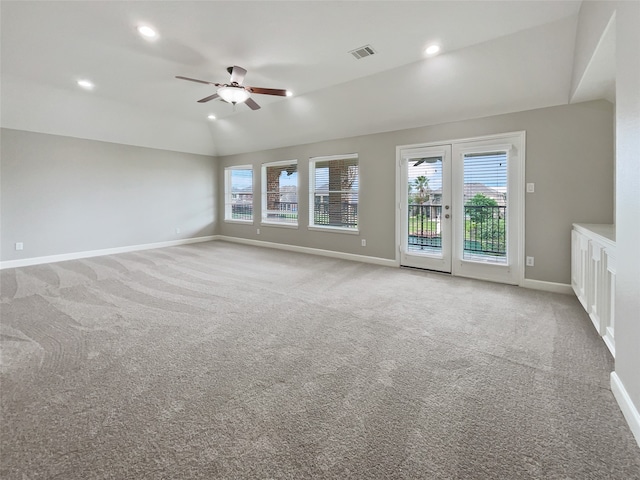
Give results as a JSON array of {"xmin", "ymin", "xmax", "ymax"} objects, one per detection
[
  {"xmin": 463, "ymin": 151, "xmax": 507, "ymax": 261},
  {"xmin": 310, "ymin": 155, "xmax": 359, "ymax": 230}
]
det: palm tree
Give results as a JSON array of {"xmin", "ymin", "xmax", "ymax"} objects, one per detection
[{"xmin": 413, "ymin": 176, "xmax": 430, "ymax": 204}]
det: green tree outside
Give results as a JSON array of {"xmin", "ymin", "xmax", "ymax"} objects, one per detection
[
  {"xmin": 411, "ymin": 176, "xmax": 430, "ymax": 205},
  {"xmin": 466, "ymin": 193, "xmax": 498, "ymax": 222},
  {"xmin": 465, "ymin": 193, "xmax": 505, "ymax": 254}
]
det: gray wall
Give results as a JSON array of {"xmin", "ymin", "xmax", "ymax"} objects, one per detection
[
  {"xmin": 0, "ymin": 100, "xmax": 615, "ymax": 286},
  {"xmin": 1, "ymin": 129, "xmax": 217, "ymax": 261},
  {"xmin": 218, "ymin": 100, "xmax": 614, "ymax": 285}
]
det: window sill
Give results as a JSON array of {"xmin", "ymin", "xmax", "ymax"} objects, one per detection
[
  {"xmin": 261, "ymin": 222, "xmax": 299, "ymax": 230},
  {"xmin": 307, "ymin": 225, "xmax": 359, "ymax": 235},
  {"xmin": 225, "ymin": 219, "xmax": 254, "ymax": 225}
]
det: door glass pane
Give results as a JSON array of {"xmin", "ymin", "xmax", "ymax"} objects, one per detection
[
  {"xmin": 407, "ymin": 156, "xmax": 443, "ymax": 255},
  {"xmin": 462, "ymin": 152, "xmax": 507, "ymax": 263}
]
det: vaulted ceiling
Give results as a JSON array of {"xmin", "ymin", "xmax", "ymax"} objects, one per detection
[{"xmin": 1, "ymin": 1, "xmax": 594, "ymax": 157}]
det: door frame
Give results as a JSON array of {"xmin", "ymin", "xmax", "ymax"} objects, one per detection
[{"xmin": 395, "ymin": 131, "xmax": 526, "ymax": 286}]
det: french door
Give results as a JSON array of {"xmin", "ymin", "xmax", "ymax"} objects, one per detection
[
  {"xmin": 399, "ymin": 145, "xmax": 452, "ymax": 272},
  {"xmin": 398, "ymin": 133, "xmax": 524, "ymax": 285}
]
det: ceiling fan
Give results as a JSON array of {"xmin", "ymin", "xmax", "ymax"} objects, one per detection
[{"xmin": 176, "ymin": 66, "xmax": 288, "ymax": 110}]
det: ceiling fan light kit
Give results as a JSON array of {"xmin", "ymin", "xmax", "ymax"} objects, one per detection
[
  {"xmin": 176, "ymin": 65, "xmax": 288, "ymax": 112},
  {"xmin": 217, "ymin": 85, "xmax": 250, "ymax": 104}
]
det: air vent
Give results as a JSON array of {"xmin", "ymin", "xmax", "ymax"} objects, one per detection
[{"xmin": 349, "ymin": 45, "xmax": 376, "ymax": 60}]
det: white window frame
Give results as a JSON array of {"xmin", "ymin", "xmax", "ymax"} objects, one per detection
[
  {"xmin": 224, "ymin": 165, "xmax": 254, "ymax": 224},
  {"xmin": 308, "ymin": 153, "xmax": 359, "ymax": 234},
  {"xmin": 261, "ymin": 159, "xmax": 299, "ymax": 228}
]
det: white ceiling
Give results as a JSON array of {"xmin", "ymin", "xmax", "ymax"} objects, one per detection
[{"xmin": 1, "ymin": 1, "xmax": 591, "ymax": 157}]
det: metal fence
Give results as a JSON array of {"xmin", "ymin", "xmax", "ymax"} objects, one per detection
[
  {"xmin": 314, "ymin": 201, "xmax": 358, "ymax": 228},
  {"xmin": 231, "ymin": 204, "xmax": 253, "ymax": 220},
  {"xmin": 265, "ymin": 201, "xmax": 298, "ymax": 223},
  {"xmin": 407, "ymin": 205, "xmax": 442, "ymax": 248},
  {"xmin": 407, "ymin": 204, "xmax": 506, "ymax": 256},
  {"xmin": 464, "ymin": 205, "xmax": 506, "ymax": 256}
]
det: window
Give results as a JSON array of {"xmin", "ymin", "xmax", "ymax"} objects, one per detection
[
  {"xmin": 309, "ymin": 154, "xmax": 359, "ymax": 232},
  {"xmin": 224, "ymin": 165, "xmax": 253, "ymax": 222},
  {"xmin": 261, "ymin": 160, "xmax": 298, "ymax": 226}
]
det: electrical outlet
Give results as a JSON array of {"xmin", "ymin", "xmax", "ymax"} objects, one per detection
[
  {"xmin": 526, "ymin": 256, "xmax": 535, "ymax": 267},
  {"xmin": 361, "ymin": 239, "xmax": 366, "ymax": 247},
  {"xmin": 526, "ymin": 183, "xmax": 535, "ymax": 193},
  {"xmin": 15, "ymin": 242, "xmax": 24, "ymax": 251},
  {"xmin": 257, "ymin": 228, "xmax": 260, "ymax": 235}
]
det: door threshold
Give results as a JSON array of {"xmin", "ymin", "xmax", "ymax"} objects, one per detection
[{"xmin": 400, "ymin": 265, "xmax": 451, "ymax": 275}]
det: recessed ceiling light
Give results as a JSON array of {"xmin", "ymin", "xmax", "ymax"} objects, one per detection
[
  {"xmin": 425, "ymin": 45, "xmax": 441, "ymax": 56},
  {"xmin": 137, "ymin": 25, "xmax": 158, "ymax": 39},
  {"xmin": 286, "ymin": 91, "xmax": 293, "ymax": 97},
  {"xmin": 77, "ymin": 79, "xmax": 94, "ymax": 90},
  {"xmin": 207, "ymin": 114, "xmax": 216, "ymax": 120}
]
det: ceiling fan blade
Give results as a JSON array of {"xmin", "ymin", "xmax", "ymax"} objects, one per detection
[
  {"xmin": 176, "ymin": 75, "xmax": 218, "ymax": 86},
  {"xmin": 245, "ymin": 97, "xmax": 261, "ymax": 110},
  {"xmin": 197, "ymin": 93, "xmax": 220, "ymax": 103},
  {"xmin": 247, "ymin": 86, "xmax": 288, "ymax": 96},
  {"xmin": 228, "ymin": 66, "xmax": 247, "ymax": 85}
]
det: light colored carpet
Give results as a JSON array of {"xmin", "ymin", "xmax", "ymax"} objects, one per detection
[{"xmin": 1, "ymin": 241, "xmax": 639, "ymax": 479}]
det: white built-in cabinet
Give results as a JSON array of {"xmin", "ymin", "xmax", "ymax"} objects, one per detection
[{"xmin": 571, "ymin": 224, "xmax": 616, "ymax": 356}]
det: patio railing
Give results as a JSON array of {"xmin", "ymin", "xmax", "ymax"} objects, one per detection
[
  {"xmin": 314, "ymin": 201, "xmax": 358, "ymax": 228},
  {"xmin": 264, "ymin": 201, "xmax": 298, "ymax": 223},
  {"xmin": 231, "ymin": 203, "xmax": 253, "ymax": 220},
  {"xmin": 408, "ymin": 205, "xmax": 442, "ymax": 248},
  {"xmin": 408, "ymin": 204, "xmax": 506, "ymax": 256},
  {"xmin": 464, "ymin": 205, "xmax": 506, "ymax": 256}
]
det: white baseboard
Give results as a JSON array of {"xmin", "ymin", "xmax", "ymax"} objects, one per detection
[
  {"xmin": 0, "ymin": 236, "xmax": 216, "ymax": 270},
  {"xmin": 0, "ymin": 236, "xmax": 580, "ymax": 294},
  {"xmin": 611, "ymin": 372, "xmax": 640, "ymax": 449},
  {"xmin": 216, "ymin": 235, "xmax": 397, "ymax": 268},
  {"xmin": 520, "ymin": 278, "xmax": 573, "ymax": 294},
  {"xmin": 603, "ymin": 328, "xmax": 616, "ymax": 358},
  {"xmin": 216, "ymin": 238, "xmax": 580, "ymax": 285}
]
